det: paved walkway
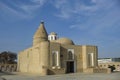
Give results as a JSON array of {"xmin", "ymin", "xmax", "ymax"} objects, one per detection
[{"xmin": 0, "ymin": 72, "xmax": 120, "ymax": 80}]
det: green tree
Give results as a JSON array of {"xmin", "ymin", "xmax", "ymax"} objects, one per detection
[{"xmin": 0, "ymin": 51, "xmax": 17, "ymax": 64}]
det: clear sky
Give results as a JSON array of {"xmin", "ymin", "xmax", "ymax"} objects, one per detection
[{"xmin": 0, "ymin": 0, "xmax": 120, "ymax": 58}]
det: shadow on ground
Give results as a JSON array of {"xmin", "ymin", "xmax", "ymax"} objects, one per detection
[
  {"xmin": 0, "ymin": 71, "xmax": 16, "ymax": 80},
  {"xmin": 0, "ymin": 71, "xmax": 15, "ymax": 76}
]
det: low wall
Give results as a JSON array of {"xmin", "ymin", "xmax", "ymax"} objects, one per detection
[
  {"xmin": 93, "ymin": 68, "xmax": 111, "ymax": 73},
  {"xmin": 84, "ymin": 68, "xmax": 111, "ymax": 74},
  {"xmin": 48, "ymin": 68, "xmax": 65, "ymax": 75},
  {"xmin": 0, "ymin": 64, "xmax": 17, "ymax": 72}
]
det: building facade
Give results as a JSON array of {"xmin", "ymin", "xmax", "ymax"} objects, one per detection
[{"xmin": 17, "ymin": 22, "xmax": 99, "ymax": 75}]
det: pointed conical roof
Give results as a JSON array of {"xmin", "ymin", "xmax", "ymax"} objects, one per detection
[{"xmin": 33, "ymin": 22, "xmax": 48, "ymax": 39}]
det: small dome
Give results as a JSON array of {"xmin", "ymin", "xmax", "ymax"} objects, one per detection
[
  {"xmin": 56, "ymin": 38, "xmax": 74, "ymax": 45},
  {"xmin": 50, "ymin": 32, "xmax": 57, "ymax": 35}
]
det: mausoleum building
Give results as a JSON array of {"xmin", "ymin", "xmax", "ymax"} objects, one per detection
[{"xmin": 17, "ymin": 22, "xmax": 98, "ymax": 75}]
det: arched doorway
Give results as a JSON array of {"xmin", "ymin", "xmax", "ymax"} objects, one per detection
[{"xmin": 66, "ymin": 61, "xmax": 75, "ymax": 73}]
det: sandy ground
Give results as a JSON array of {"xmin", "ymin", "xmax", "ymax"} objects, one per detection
[{"xmin": 0, "ymin": 72, "xmax": 120, "ymax": 80}]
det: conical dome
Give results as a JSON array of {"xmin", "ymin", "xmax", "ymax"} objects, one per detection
[
  {"xmin": 34, "ymin": 22, "xmax": 48, "ymax": 38},
  {"xmin": 33, "ymin": 22, "xmax": 48, "ymax": 46}
]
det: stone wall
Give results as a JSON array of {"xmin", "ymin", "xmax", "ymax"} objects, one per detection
[
  {"xmin": 84, "ymin": 68, "xmax": 111, "ymax": 73},
  {"xmin": 0, "ymin": 64, "xmax": 17, "ymax": 72},
  {"xmin": 48, "ymin": 68, "xmax": 65, "ymax": 75},
  {"xmin": 98, "ymin": 62, "xmax": 120, "ymax": 71},
  {"xmin": 93, "ymin": 68, "xmax": 111, "ymax": 73}
]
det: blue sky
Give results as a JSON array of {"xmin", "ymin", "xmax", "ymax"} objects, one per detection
[{"xmin": 0, "ymin": 0, "xmax": 120, "ymax": 58}]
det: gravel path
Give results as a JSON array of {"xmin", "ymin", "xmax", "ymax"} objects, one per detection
[{"xmin": 0, "ymin": 72, "xmax": 120, "ymax": 80}]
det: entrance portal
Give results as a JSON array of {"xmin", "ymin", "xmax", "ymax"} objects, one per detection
[{"xmin": 66, "ymin": 61, "xmax": 74, "ymax": 73}]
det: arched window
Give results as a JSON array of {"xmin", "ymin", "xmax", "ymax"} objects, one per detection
[
  {"xmin": 51, "ymin": 36, "xmax": 53, "ymax": 40},
  {"xmin": 55, "ymin": 36, "xmax": 57, "ymax": 40},
  {"xmin": 52, "ymin": 52, "xmax": 57, "ymax": 66},
  {"xmin": 88, "ymin": 53, "xmax": 94, "ymax": 67},
  {"xmin": 67, "ymin": 49, "xmax": 74, "ymax": 60},
  {"xmin": 52, "ymin": 51, "xmax": 59, "ymax": 66},
  {"xmin": 68, "ymin": 51, "xmax": 73, "ymax": 60}
]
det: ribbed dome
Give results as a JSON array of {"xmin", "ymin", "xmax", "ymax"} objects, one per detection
[{"xmin": 56, "ymin": 38, "xmax": 74, "ymax": 45}]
